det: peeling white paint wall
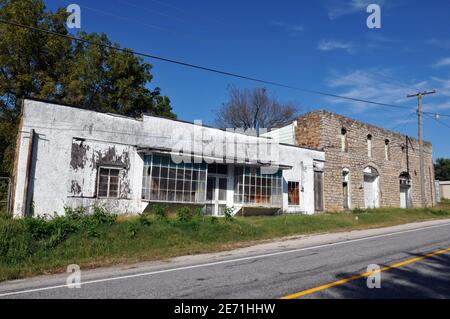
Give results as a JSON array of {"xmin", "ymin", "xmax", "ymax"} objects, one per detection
[{"xmin": 13, "ymin": 99, "xmax": 325, "ymax": 217}]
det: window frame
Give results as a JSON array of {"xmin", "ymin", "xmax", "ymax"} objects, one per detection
[
  {"xmin": 287, "ymin": 181, "xmax": 301, "ymax": 206},
  {"xmin": 233, "ymin": 166, "xmax": 283, "ymax": 207},
  {"xmin": 142, "ymin": 154, "xmax": 208, "ymax": 204},
  {"xmin": 97, "ymin": 166, "xmax": 121, "ymax": 199}
]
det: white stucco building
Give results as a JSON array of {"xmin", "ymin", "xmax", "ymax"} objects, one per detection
[{"xmin": 12, "ymin": 99, "xmax": 325, "ymax": 217}]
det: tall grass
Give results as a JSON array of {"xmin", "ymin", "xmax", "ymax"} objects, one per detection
[{"xmin": 1, "ymin": 206, "xmax": 450, "ymax": 282}]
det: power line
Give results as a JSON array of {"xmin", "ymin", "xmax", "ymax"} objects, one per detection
[
  {"xmin": 424, "ymin": 112, "xmax": 450, "ymax": 130},
  {"xmin": 0, "ymin": 18, "xmax": 418, "ymax": 113}
]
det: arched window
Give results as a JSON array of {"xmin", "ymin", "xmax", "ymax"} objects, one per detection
[
  {"xmin": 367, "ymin": 134, "xmax": 373, "ymax": 158},
  {"xmin": 384, "ymin": 139, "xmax": 390, "ymax": 161},
  {"xmin": 341, "ymin": 128, "xmax": 348, "ymax": 153}
]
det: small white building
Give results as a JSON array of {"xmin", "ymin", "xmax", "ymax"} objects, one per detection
[
  {"xmin": 12, "ymin": 99, "xmax": 325, "ymax": 217},
  {"xmin": 440, "ymin": 181, "xmax": 450, "ymax": 200}
]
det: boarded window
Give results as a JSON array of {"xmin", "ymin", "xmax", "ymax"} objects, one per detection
[
  {"xmin": 385, "ymin": 139, "xmax": 390, "ymax": 161},
  {"xmin": 288, "ymin": 181, "xmax": 300, "ymax": 206},
  {"xmin": 98, "ymin": 168, "xmax": 120, "ymax": 198},
  {"xmin": 367, "ymin": 134, "xmax": 373, "ymax": 158},
  {"xmin": 341, "ymin": 128, "xmax": 348, "ymax": 153}
]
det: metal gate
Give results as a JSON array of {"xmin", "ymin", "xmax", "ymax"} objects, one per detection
[{"xmin": 0, "ymin": 177, "xmax": 12, "ymax": 214}]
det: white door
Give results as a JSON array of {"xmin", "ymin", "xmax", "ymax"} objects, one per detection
[
  {"xmin": 206, "ymin": 176, "xmax": 227, "ymax": 216},
  {"xmin": 400, "ymin": 188, "xmax": 407, "ymax": 208},
  {"xmin": 364, "ymin": 175, "xmax": 379, "ymax": 208},
  {"xmin": 400, "ymin": 185, "xmax": 410, "ymax": 208}
]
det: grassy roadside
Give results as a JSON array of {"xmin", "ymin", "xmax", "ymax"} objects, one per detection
[{"xmin": 1, "ymin": 206, "xmax": 450, "ymax": 282}]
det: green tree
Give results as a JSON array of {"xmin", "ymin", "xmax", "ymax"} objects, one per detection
[
  {"xmin": 435, "ymin": 158, "xmax": 450, "ymax": 181},
  {"xmin": 0, "ymin": 0, "xmax": 175, "ymax": 176}
]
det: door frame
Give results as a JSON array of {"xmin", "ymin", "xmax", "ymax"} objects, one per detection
[{"xmin": 206, "ymin": 174, "xmax": 228, "ymax": 216}]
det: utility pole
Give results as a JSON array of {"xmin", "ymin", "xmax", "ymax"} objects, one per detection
[{"xmin": 407, "ymin": 90, "xmax": 436, "ymax": 208}]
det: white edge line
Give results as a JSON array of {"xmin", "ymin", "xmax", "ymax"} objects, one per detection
[{"xmin": 1, "ymin": 221, "xmax": 450, "ymax": 297}]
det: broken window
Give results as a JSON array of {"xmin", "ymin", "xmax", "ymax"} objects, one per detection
[
  {"xmin": 233, "ymin": 166, "xmax": 283, "ymax": 207},
  {"xmin": 288, "ymin": 181, "xmax": 300, "ymax": 206},
  {"xmin": 142, "ymin": 155, "xmax": 207, "ymax": 203},
  {"xmin": 97, "ymin": 167, "xmax": 120, "ymax": 198}
]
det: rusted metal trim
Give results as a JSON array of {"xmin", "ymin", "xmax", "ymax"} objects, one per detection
[
  {"xmin": 6, "ymin": 177, "xmax": 11, "ymax": 214},
  {"xmin": 22, "ymin": 129, "xmax": 35, "ymax": 217}
]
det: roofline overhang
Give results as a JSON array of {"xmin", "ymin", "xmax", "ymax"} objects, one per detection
[{"xmin": 137, "ymin": 147, "xmax": 293, "ymax": 170}]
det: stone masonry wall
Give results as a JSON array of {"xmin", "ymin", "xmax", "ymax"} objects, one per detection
[{"xmin": 295, "ymin": 110, "xmax": 435, "ymax": 211}]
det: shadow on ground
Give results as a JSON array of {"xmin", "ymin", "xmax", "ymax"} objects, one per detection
[{"xmin": 315, "ymin": 251, "xmax": 450, "ymax": 299}]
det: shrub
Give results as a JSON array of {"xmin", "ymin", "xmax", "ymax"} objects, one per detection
[
  {"xmin": 153, "ymin": 204, "xmax": 167, "ymax": 220},
  {"xmin": 82, "ymin": 206, "xmax": 117, "ymax": 227},
  {"xmin": 0, "ymin": 209, "xmax": 11, "ymax": 221},
  {"xmin": 224, "ymin": 206, "xmax": 235, "ymax": 222},
  {"xmin": 352, "ymin": 208, "xmax": 366, "ymax": 215},
  {"xmin": 87, "ymin": 224, "xmax": 101, "ymax": 238},
  {"xmin": 23, "ymin": 216, "xmax": 53, "ymax": 240},
  {"xmin": 177, "ymin": 207, "xmax": 194, "ymax": 223},
  {"xmin": 127, "ymin": 224, "xmax": 138, "ymax": 238},
  {"xmin": 64, "ymin": 206, "xmax": 87, "ymax": 221},
  {"xmin": 138, "ymin": 214, "xmax": 152, "ymax": 226}
]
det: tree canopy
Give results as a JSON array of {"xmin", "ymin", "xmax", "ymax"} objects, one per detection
[
  {"xmin": 215, "ymin": 87, "xmax": 298, "ymax": 131},
  {"xmin": 435, "ymin": 158, "xmax": 450, "ymax": 181},
  {"xmin": 0, "ymin": 0, "xmax": 175, "ymax": 176}
]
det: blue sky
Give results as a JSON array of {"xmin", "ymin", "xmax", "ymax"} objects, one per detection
[{"xmin": 45, "ymin": 0, "xmax": 450, "ymax": 159}]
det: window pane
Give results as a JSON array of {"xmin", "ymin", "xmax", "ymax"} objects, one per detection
[
  {"xmin": 152, "ymin": 167, "xmax": 160, "ymax": 177},
  {"xmin": 98, "ymin": 188, "xmax": 108, "ymax": 197},
  {"xmin": 288, "ymin": 182, "xmax": 300, "ymax": 205},
  {"xmin": 169, "ymin": 168, "xmax": 176, "ymax": 179},
  {"xmin": 218, "ymin": 178, "xmax": 227, "ymax": 201},
  {"xmin": 110, "ymin": 170, "xmax": 119, "ymax": 177}
]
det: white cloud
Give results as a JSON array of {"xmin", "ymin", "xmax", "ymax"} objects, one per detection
[
  {"xmin": 318, "ymin": 40, "xmax": 355, "ymax": 53},
  {"xmin": 270, "ymin": 21, "xmax": 304, "ymax": 36},
  {"xmin": 427, "ymin": 38, "xmax": 450, "ymax": 49},
  {"xmin": 433, "ymin": 57, "xmax": 450, "ymax": 68},
  {"xmin": 325, "ymin": 69, "xmax": 427, "ymax": 113},
  {"xmin": 327, "ymin": 0, "xmax": 386, "ymax": 20},
  {"xmin": 430, "ymin": 77, "xmax": 450, "ymax": 97}
]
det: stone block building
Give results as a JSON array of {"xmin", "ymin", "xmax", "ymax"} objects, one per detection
[{"xmin": 267, "ymin": 110, "xmax": 436, "ymax": 211}]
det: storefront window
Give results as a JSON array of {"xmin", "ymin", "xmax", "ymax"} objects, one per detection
[{"xmin": 142, "ymin": 155, "xmax": 207, "ymax": 203}]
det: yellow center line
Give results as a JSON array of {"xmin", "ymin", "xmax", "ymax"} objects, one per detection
[{"xmin": 280, "ymin": 246, "xmax": 450, "ymax": 299}]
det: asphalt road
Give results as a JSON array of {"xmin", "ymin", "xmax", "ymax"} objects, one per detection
[{"xmin": 1, "ymin": 219, "xmax": 450, "ymax": 299}]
